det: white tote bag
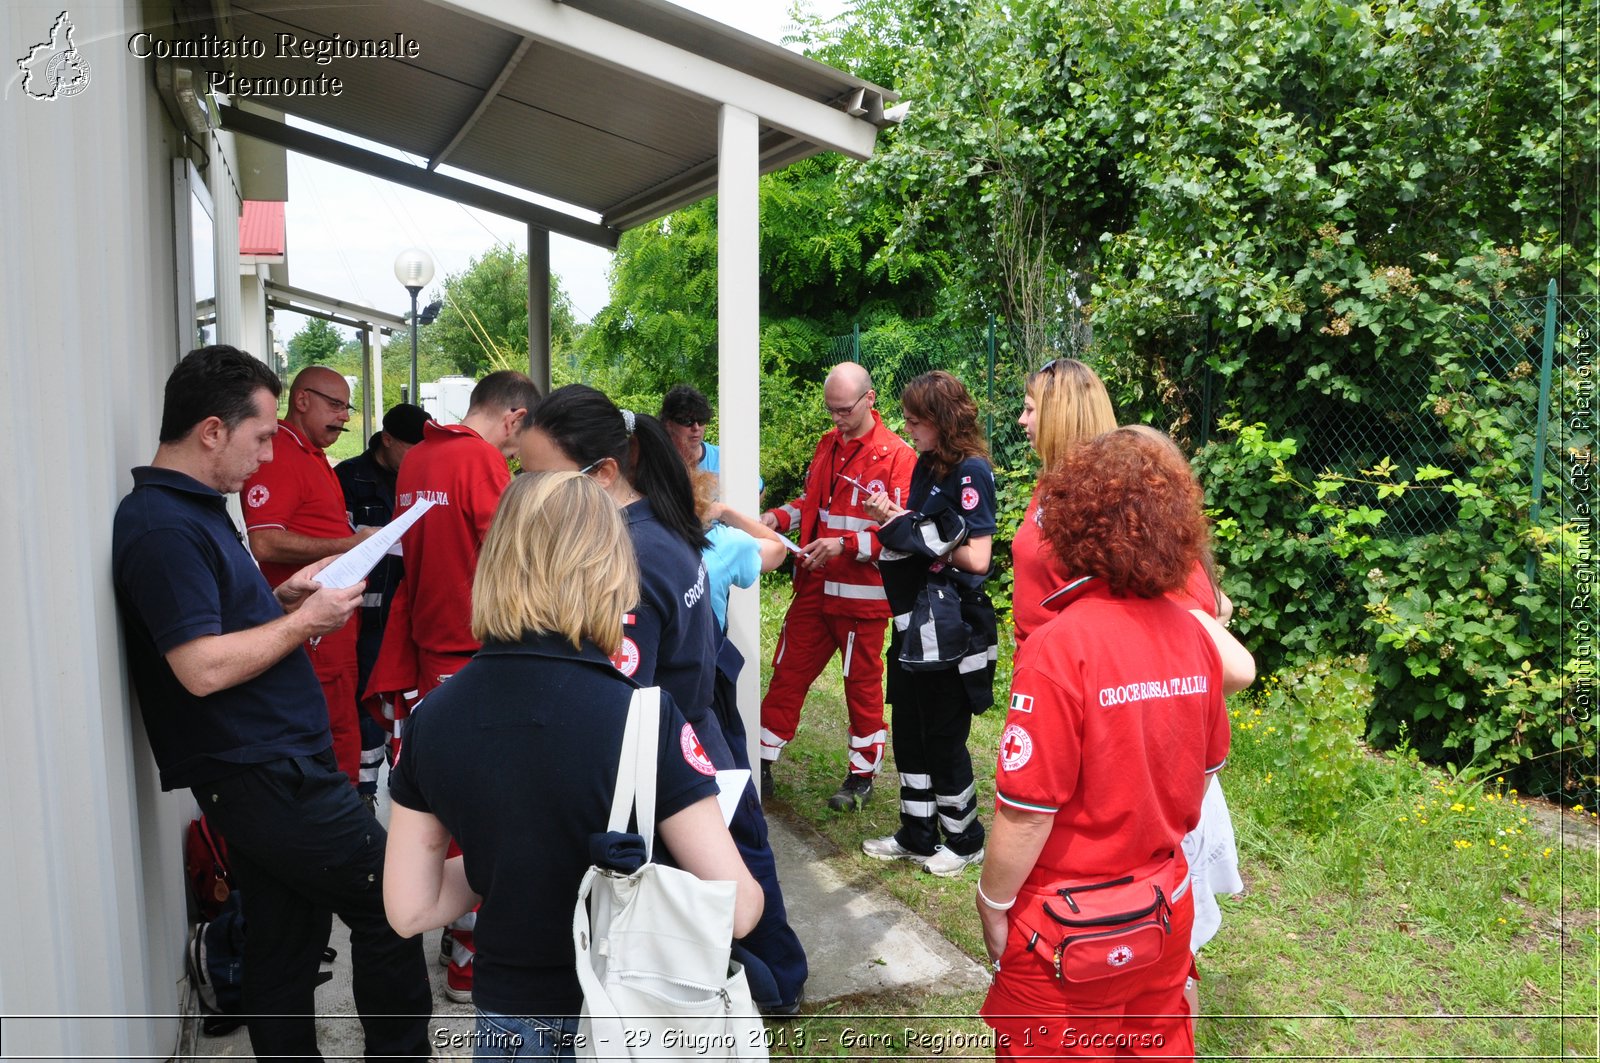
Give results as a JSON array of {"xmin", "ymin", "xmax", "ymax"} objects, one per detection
[{"xmin": 574, "ymin": 687, "xmax": 768, "ymax": 1062}]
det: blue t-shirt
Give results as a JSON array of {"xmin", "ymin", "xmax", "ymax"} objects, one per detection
[
  {"xmin": 388, "ymin": 634, "xmax": 718, "ymax": 1015},
  {"xmin": 112, "ymin": 467, "xmax": 331, "ymax": 790},
  {"xmin": 699, "ymin": 441, "xmax": 763, "ymax": 494},
  {"xmin": 702, "ymin": 523, "xmax": 762, "ymax": 631},
  {"xmin": 620, "ymin": 499, "xmax": 718, "ymax": 720}
]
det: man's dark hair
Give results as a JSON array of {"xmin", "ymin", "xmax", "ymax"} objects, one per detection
[
  {"xmin": 659, "ymin": 384, "xmax": 712, "ymax": 425},
  {"xmin": 159, "ymin": 345, "xmax": 281, "ymax": 443},
  {"xmin": 469, "ymin": 370, "xmax": 541, "ymax": 416}
]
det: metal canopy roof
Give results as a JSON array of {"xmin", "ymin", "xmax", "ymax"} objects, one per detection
[{"xmin": 204, "ymin": 0, "xmax": 893, "ymax": 244}]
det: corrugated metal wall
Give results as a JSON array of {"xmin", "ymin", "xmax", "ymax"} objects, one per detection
[{"xmin": 0, "ymin": 2, "xmax": 236, "ymax": 1056}]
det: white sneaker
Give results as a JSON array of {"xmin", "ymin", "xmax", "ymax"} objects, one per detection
[
  {"xmin": 924, "ymin": 845, "xmax": 984, "ymax": 877},
  {"xmin": 862, "ymin": 835, "xmax": 932, "ymax": 864}
]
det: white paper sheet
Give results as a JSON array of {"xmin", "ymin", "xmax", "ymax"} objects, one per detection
[
  {"xmin": 714, "ymin": 769, "xmax": 751, "ymax": 826},
  {"xmin": 314, "ymin": 499, "xmax": 435, "ymax": 589}
]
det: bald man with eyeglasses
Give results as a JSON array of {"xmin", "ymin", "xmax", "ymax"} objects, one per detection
[{"xmin": 757, "ymin": 362, "xmax": 915, "ymax": 812}]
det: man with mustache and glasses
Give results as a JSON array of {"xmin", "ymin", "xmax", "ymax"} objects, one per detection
[{"xmin": 243, "ymin": 365, "xmax": 375, "ymax": 786}]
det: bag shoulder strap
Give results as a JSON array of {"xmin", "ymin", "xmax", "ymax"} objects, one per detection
[{"xmin": 604, "ymin": 687, "xmax": 662, "ymax": 861}]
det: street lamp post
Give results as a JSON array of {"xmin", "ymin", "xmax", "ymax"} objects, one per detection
[{"xmin": 393, "ymin": 248, "xmax": 435, "ymax": 404}]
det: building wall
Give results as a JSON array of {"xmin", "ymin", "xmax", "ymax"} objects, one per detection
[{"xmin": 0, "ymin": 1, "xmax": 222, "ymax": 1055}]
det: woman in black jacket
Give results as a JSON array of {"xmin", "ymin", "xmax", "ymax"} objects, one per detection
[{"xmin": 861, "ymin": 370, "xmax": 998, "ymax": 878}]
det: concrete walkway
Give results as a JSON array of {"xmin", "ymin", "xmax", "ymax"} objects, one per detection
[{"xmin": 182, "ymin": 802, "xmax": 987, "ymax": 1061}]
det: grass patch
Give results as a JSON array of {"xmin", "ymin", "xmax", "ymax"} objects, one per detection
[{"xmin": 755, "ymin": 579, "xmax": 1599, "ymax": 1058}]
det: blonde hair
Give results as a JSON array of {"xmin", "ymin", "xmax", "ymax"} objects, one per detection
[
  {"xmin": 471, "ymin": 472, "xmax": 639, "ymax": 652},
  {"xmin": 1028, "ymin": 358, "xmax": 1116, "ymax": 472},
  {"xmin": 690, "ymin": 470, "xmax": 719, "ymax": 530}
]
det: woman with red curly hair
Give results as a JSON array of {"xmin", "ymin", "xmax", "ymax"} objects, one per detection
[
  {"xmin": 861, "ymin": 370, "xmax": 999, "ymax": 877},
  {"xmin": 976, "ymin": 427, "xmax": 1237, "ymax": 1059}
]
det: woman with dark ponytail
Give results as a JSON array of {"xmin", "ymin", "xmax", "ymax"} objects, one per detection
[
  {"xmin": 520, "ymin": 384, "xmax": 713, "ymax": 709},
  {"xmin": 520, "ymin": 384, "xmax": 810, "ymax": 1016}
]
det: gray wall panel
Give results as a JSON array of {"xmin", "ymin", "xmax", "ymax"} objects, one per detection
[{"xmin": 1, "ymin": 1, "xmax": 193, "ymax": 1056}]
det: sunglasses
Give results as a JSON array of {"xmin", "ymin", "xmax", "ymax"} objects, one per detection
[{"xmin": 669, "ymin": 416, "xmax": 708, "ymax": 428}]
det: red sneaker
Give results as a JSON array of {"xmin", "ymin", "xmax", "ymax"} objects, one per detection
[{"xmin": 444, "ymin": 929, "xmax": 474, "ymax": 1004}]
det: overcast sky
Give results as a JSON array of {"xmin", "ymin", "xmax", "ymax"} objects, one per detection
[{"xmin": 274, "ymin": 0, "xmax": 848, "ymax": 347}]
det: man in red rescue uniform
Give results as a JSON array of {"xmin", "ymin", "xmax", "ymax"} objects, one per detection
[
  {"xmin": 759, "ymin": 362, "xmax": 915, "ymax": 811},
  {"xmin": 366, "ymin": 368, "xmax": 538, "ymax": 1004},
  {"xmin": 243, "ymin": 366, "xmax": 376, "ymax": 786}
]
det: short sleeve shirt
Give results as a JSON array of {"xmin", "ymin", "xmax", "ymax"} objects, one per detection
[
  {"xmin": 616, "ymin": 500, "xmax": 717, "ymax": 719},
  {"xmin": 242, "ymin": 422, "xmax": 353, "ymax": 588},
  {"xmin": 387, "ymin": 634, "xmax": 718, "ymax": 1015},
  {"xmin": 113, "ymin": 467, "xmax": 331, "ymax": 790},
  {"xmin": 702, "ymin": 523, "xmax": 762, "ymax": 631},
  {"xmin": 997, "ymin": 579, "xmax": 1229, "ymax": 883},
  {"xmin": 1011, "ymin": 488, "xmax": 1074, "ymax": 650}
]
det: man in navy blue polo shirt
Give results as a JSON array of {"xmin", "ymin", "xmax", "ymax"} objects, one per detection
[{"xmin": 112, "ymin": 346, "xmax": 431, "ymax": 1063}]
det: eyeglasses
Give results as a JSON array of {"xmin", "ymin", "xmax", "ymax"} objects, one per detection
[
  {"xmin": 826, "ymin": 391, "xmax": 871, "ymax": 418},
  {"xmin": 302, "ymin": 387, "xmax": 356, "ymax": 415},
  {"xmin": 669, "ymin": 416, "xmax": 708, "ymax": 428}
]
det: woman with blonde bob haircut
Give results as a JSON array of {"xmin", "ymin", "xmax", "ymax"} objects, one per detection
[
  {"xmin": 385, "ymin": 472, "xmax": 762, "ymax": 1060},
  {"xmin": 470, "ymin": 470, "xmax": 637, "ymax": 652},
  {"xmin": 1012, "ymin": 358, "xmax": 1117, "ymax": 649}
]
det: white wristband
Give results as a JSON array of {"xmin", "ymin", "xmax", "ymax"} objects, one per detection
[{"xmin": 977, "ymin": 883, "xmax": 1015, "ymax": 911}]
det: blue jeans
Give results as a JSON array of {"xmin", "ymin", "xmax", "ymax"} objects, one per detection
[{"xmin": 474, "ymin": 1011, "xmax": 580, "ymax": 1062}]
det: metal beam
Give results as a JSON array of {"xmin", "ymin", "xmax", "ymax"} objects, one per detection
[
  {"xmin": 604, "ymin": 134, "xmax": 817, "ymax": 231},
  {"xmin": 264, "ymin": 280, "xmax": 408, "ymax": 331},
  {"xmin": 434, "ymin": 0, "xmax": 881, "ymax": 160},
  {"xmin": 219, "ymin": 105, "xmax": 621, "ymax": 250},
  {"xmin": 429, "ymin": 37, "xmax": 535, "ymax": 171}
]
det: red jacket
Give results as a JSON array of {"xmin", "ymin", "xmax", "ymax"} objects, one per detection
[
  {"xmin": 765, "ymin": 410, "xmax": 915, "ymax": 620},
  {"xmin": 366, "ymin": 421, "xmax": 510, "ymax": 699}
]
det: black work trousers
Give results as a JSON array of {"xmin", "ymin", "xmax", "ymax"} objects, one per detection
[
  {"xmin": 195, "ymin": 749, "xmax": 431, "ymax": 1062},
  {"xmin": 886, "ymin": 657, "xmax": 985, "ymax": 857}
]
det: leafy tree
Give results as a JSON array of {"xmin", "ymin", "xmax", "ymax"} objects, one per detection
[
  {"xmin": 285, "ymin": 317, "xmax": 346, "ymax": 377},
  {"xmin": 425, "ymin": 244, "xmax": 578, "ymax": 377}
]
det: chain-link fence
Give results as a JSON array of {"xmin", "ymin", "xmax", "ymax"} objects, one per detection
[{"xmin": 831, "ymin": 291, "xmax": 1593, "ymax": 546}]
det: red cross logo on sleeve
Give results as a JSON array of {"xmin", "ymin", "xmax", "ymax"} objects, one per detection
[
  {"xmin": 679, "ymin": 723, "xmax": 716, "ymax": 776},
  {"xmin": 1000, "ymin": 723, "xmax": 1033, "ymax": 771}
]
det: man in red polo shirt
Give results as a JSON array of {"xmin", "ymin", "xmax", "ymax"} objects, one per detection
[
  {"xmin": 243, "ymin": 365, "xmax": 375, "ymax": 785},
  {"xmin": 366, "ymin": 369, "xmax": 538, "ymax": 1004},
  {"xmin": 758, "ymin": 362, "xmax": 915, "ymax": 812}
]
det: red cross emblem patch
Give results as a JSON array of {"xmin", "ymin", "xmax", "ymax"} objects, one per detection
[
  {"xmin": 960, "ymin": 486, "xmax": 980, "ymax": 511},
  {"xmin": 680, "ymin": 723, "xmax": 716, "ymax": 776},
  {"xmin": 246, "ymin": 484, "xmax": 270, "ymax": 508},
  {"xmin": 610, "ymin": 637, "xmax": 640, "ymax": 677},
  {"xmin": 1000, "ymin": 723, "xmax": 1033, "ymax": 772}
]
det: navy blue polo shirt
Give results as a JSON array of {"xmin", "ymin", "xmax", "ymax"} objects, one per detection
[
  {"xmin": 388, "ymin": 633, "xmax": 719, "ymax": 1015},
  {"xmin": 620, "ymin": 498, "xmax": 718, "ymax": 721},
  {"xmin": 112, "ymin": 466, "xmax": 331, "ymax": 790}
]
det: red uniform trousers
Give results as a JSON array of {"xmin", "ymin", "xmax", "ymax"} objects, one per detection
[
  {"xmin": 982, "ymin": 887, "xmax": 1196, "ymax": 1059},
  {"xmin": 307, "ymin": 616, "xmax": 360, "ymax": 787},
  {"xmin": 759, "ymin": 583, "xmax": 888, "ymax": 776}
]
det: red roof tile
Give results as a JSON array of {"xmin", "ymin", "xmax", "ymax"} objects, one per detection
[{"xmin": 239, "ymin": 200, "xmax": 286, "ymax": 257}]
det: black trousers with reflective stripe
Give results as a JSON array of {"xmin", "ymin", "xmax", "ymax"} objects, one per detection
[{"xmin": 885, "ymin": 651, "xmax": 985, "ymax": 857}]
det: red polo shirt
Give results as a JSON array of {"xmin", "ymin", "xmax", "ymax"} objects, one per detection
[
  {"xmin": 997, "ymin": 577, "xmax": 1229, "ymax": 883},
  {"xmin": 243, "ymin": 421, "xmax": 353, "ymax": 588},
  {"xmin": 1010, "ymin": 487, "xmax": 1071, "ymax": 650}
]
